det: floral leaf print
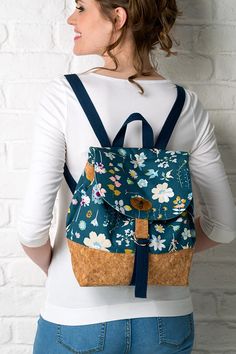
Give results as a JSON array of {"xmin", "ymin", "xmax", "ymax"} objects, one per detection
[
  {"xmin": 109, "ymin": 175, "xmax": 121, "ymax": 188},
  {"xmin": 137, "ymin": 179, "xmax": 148, "ymax": 188},
  {"xmin": 84, "ymin": 231, "xmax": 111, "ymax": 251},
  {"xmin": 130, "ymin": 152, "xmax": 147, "ymax": 169},
  {"xmin": 114, "ymin": 190, "xmax": 121, "ymax": 196},
  {"xmin": 145, "ymin": 169, "xmax": 158, "ymax": 179},
  {"xmin": 118, "ymin": 148, "xmax": 126, "ymax": 157},
  {"xmin": 127, "ymin": 178, "xmax": 134, "ymax": 185},
  {"xmin": 149, "ymin": 235, "xmax": 166, "ymax": 251},
  {"xmin": 160, "ymin": 169, "xmax": 174, "ymax": 182},
  {"xmin": 124, "ymin": 205, "xmax": 132, "ymax": 211},
  {"xmin": 95, "ymin": 162, "xmax": 106, "ymax": 174},
  {"xmin": 151, "ymin": 182, "xmax": 174, "ymax": 203},
  {"xmin": 104, "ymin": 152, "xmax": 116, "ymax": 160}
]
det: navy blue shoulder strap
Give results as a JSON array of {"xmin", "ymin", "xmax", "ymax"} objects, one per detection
[
  {"xmin": 64, "ymin": 74, "xmax": 111, "ymax": 147},
  {"xmin": 155, "ymin": 85, "xmax": 186, "ymax": 149}
]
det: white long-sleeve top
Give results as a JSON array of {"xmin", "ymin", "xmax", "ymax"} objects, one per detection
[{"xmin": 17, "ymin": 71, "xmax": 236, "ymax": 325}]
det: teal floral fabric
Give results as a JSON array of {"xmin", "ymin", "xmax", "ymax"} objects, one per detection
[{"xmin": 66, "ymin": 147, "xmax": 196, "ymax": 254}]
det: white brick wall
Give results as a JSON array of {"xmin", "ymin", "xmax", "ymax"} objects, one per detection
[{"xmin": 0, "ymin": 0, "xmax": 235, "ymax": 353}]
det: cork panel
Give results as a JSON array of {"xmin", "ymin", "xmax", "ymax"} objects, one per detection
[
  {"xmin": 85, "ymin": 161, "xmax": 95, "ymax": 182},
  {"xmin": 135, "ymin": 218, "xmax": 149, "ymax": 239},
  {"xmin": 67, "ymin": 239, "xmax": 194, "ymax": 287}
]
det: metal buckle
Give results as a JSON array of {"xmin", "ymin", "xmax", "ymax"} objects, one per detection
[{"xmin": 133, "ymin": 233, "xmax": 150, "ymax": 247}]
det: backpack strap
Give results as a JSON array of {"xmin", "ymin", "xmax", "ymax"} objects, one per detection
[
  {"xmin": 63, "ymin": 74, "xmax": 112, "ymax": 194},
  {"xmin": 64, "ymin": 74, "xmax": 111, "ymax": 147},
  {"xmin": 155, "ymin": 85, "xmax": 186, "ymax": 149}
]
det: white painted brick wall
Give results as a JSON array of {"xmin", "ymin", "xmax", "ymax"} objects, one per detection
[{"xmin": 0, "ymin": 0, "xmax": 235, "ymax": 352}]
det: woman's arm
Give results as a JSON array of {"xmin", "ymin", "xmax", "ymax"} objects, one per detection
[
  {"xmin": 21, "ymin": 239, "xmax": 53, "ymax": 276},
  {"xmin": 193, "ymin": 216, "xmax": 221, "ymax": 253}
]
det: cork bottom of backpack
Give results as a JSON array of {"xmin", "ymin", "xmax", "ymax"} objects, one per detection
[{"xmin": 67, "ymin": 239, "xmax": 195, "ymax": 287}]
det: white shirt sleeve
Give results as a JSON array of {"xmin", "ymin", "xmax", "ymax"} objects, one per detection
[
  {"xmin": 17, "ymin": 78, "xmax": 67, "ymax": 247},
  {"xmin": 189, "ymin": 90, "xmax": 236, "ymax": 243}
]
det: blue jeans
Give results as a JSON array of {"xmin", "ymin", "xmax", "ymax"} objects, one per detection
[{"xmin": 33, "ymin": 313, "xmax": 194, "ymax": 354}]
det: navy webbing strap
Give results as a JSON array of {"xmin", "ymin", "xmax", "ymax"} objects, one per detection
[
  {"xmin": 63, "ymin": 74, "xmax": 112, "ymax": 194},
  {"xmin": 112, "ymin": 112, "xmax": 154, "ymax": 148},
  {"xmin": 64, "ymin": 74, "xmax": 111, "ymax": 147},
  {"xmin": 155, "ymin": 85, "xmax": 186, "ymax": 150}
]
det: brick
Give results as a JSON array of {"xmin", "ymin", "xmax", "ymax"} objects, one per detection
[
  {"xmin": 0, "ymin": 319, "xmax": 11, "ymax": 344},
  {"xmin": 0, "ymin": 24, "xmax": 7, "ymax": 44},
  {"xmin": 191, "ymin": 290, "xmax": 217, "ymax": 319},
  {"xmin": 177, "ymin": 0, "xmax": 212, "ymax": 22},
  {"xmin": 0, "ymin": 200, "xmax": 10, "ymax": 227},
  {"xmin": 7, "ymin": 141, "xmax": 32, "ymax": 169},
  {"xmin": 186, "ymin": 84, "xmax": 235, "ymax": 110},
  {"xmin": 13, "ymin": 318, "xmax": 38, "ymax": 344},
  {"xmin": 0, "ymin": 113, "xmax": 33, "ymax": 142},
  {"xmin": 194, "ymin": 320, "xmax": 236, "ymax": 349},
  {"xmin": 10, "ymin": 24, "xmax": 53, "ymax": 51},
  {"xmin": 159, "ymin": 53, "xmax": 213, "ymax": 81},
  {"xmin": 0, "ymin": 287, "xmax": 45, "ymax": 316},
  {"xmin": 215, "ymin": 55, "xmax": 236, "ymax": 80},
  {"xmin": 0, "ymin": 346, "xmax": 32, "ymax": 354},
  {"xmin": 171, "ymin": 25, "xmax": 196, "ymax": 52},
  {"xmin": 213, "ymin": 0, "xmax": 236, "ymax": 22},
  {"xmin": 5, "ymin": 259, "xmax": 46, "ymax": 286},
  {"xmin": 194, "ymin": 25, "xmax": 236, "ymax": 54},
  {"xmin": 210, "ymin": 112, "xmax": 236, "ymax": 146},
  {"xmin": 0, "ymin": 265, "xmax": 5, "ymax": 286},
  {"xmin": 0, "ymin": 53, "xmax": 69, "ymax": 80},
  {"xmin": 190, "ymin": 261, "xmax": 236, "ymax": 289},
  {"xmin": 217, "ymin": 292, "xmax": 236, "ymax": 319},
  {"xmin": 0, "ymin": 230, "xmax": 25, "ymax": 257},
  {"xmin": 0, "ymin": 0, "xmax": 65, "ymax": 22},
  {"xmin": 0, "ymin": 170, "xmax": 29, "ymax": 199},
  {"xmin": 0, "ymin": 142, "xmax": 6, "ymax": 169}
]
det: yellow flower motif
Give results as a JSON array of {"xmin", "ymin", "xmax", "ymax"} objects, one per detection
[
  {"xmin": 158, "ymin": 214, "xmax": 163, "ymax": 219},
  {"xmin": 125, "ymin": 249, "xmax": 133, "ymax": 254},
  {"xmin": 86, "ymin": 210, "xmax": 92, "ymax": 218},
  {"xmin": 173, "ymin": 196, "xmax": 186, "ymax": 209},
  {"xmin": 154, "ymin": 224, "xmax": 165, "ymax": 233},
  {"xmin": 129, "ymin": 169, "xmax": 138, "ymax": 179}
]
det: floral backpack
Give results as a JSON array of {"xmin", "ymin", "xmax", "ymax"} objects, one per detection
[{"xmin": 63, "ymin": 74, "xmax": 196, "ymax": 298}]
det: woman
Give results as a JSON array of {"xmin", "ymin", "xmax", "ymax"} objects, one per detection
[{"xmin": 17, "ymin": 0, "xmax": 236, "ymax": 353}]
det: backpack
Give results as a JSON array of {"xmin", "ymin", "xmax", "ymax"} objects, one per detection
[{"xmin": 63, "ymin": 74, "xmax": 196, "ymax": 298}]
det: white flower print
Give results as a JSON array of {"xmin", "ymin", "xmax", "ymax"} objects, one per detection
[
  {"xmin": 94, "ymin": 162, "xmax": 106, "ymax": 174},
  {"xmin": 181, "ymin": 228, "xmax": 192, "ymax": 240},
  {"xmin": 149, "ymin": 235, "xmax": 166, "ymax": 251},
  {"xmin": 80, "ymin": 194, "xmax": 90, "ymax": 207},
  {"xmin": 152, "ymin": 182, "xmax": 174, "ymax": 203},
  {"xmin": 131, "ymin": 152, "xmax": 147, "ymax": 169},
  {"xmin": 84, "ymin": 231, "xmax": 111, "ymax": 251},
  {"xmin": 72, "ymin": 198, "xmax": 78, "ymax": 205},
  {"xmin": 115, "ymin": 200, "xmax": 125, "ymax": 213},
  {"xmin": 137, "ymin": 179, "xmax": 148, "ymax": 188},
  {"xmin": 78, "ymin": 220, "xmax": 86, "ymax": 230}
]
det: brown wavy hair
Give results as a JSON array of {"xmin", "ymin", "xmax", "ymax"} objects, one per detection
[{"xmin": 82, "ymin": 0, "xmax": 182, "ymax": 94}]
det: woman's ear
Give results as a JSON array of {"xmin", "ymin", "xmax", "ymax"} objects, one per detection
[{"xmin": 113, "ymin": 7, "xmax": 127, "ymax": 30}]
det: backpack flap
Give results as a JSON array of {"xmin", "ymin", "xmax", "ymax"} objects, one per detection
[{"xmin": 89, "ymin": 146, "xmax": 193, "ymax": 222}]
